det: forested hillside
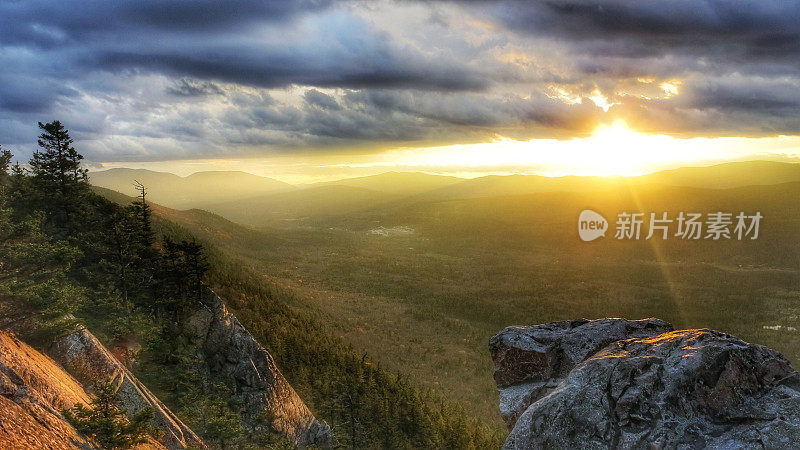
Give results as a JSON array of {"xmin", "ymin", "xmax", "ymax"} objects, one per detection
[
  {"xmin": 0, "ymin": 122, "xmax": 502, "ymax": 448},
  {"xmin": 129, "ymin": 161, "xmax": 800, "ymax": 427}
]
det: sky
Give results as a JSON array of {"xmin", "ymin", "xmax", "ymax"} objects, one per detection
[{"xmin": 3, "ymin": 0, "xmax": 800, "ymax": 182}]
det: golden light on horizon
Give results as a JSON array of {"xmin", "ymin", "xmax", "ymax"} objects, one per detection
[
  {"xmin": 98, "ymin": 125, "xmax": 800, "ymax": 183},
  {"xmin": 379, "ymin": 120, "xmax": 784, "ymax": 177}
]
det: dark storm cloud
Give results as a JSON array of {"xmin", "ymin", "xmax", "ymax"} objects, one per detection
[
  {"xmin": 211, "ymin": 87, "xmax": 603, "ymax": 153},
  {"xmin": 0, "ymin": 0, "xmax": 489, "ymax": 158},
  {"xmin": 166, "ymin": 80, "xmax": 224, "ymax": 97},
  {"xmin": 2, "ymin": 0, "xmax": 800, "ymax": 161},
  {"xmin": 0, "ymin": 0, "xmax": 334, "ymax": 42},
  {"xmin": 689, "ymin": 80, "xmax": 800, "ymax": 116},
  {"xmin": 91, "ymin": 45, "xmax": 486, "ymax": 92},
  {"xmin": 0, "ymin": 73, "xmax": 80, "ymax": 113},
  {"xmin": 449, "ymin": 0, "xmax": 800, "ymax": 135},
  {"xmin": 0, "ymin": 0, "xmax": 486, "ymax": 93},
  {"xmin": 495, "ymin": 1, "xmax": 798, "ymax": 38},
  {"xmin": 490, "ymin": 1, "xmax": 800, "ymax": 64}
]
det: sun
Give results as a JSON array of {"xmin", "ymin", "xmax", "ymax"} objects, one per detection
[
  {"xmin": 578, "ymin": 121, "xmax": 654, "ymax": 176},
  {"xmin": 590, "ymin": 120, "xmax": 640, "ymax": 142},
  {"xmin": 344, "ymin": 119, "xmax": 786, "ymax": 180},
  {"xmin": 377, "ymin": 121, "xmax": 655, "ymax": 175}
]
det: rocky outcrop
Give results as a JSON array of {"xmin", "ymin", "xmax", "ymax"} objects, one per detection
[
  {"xmin": 49, "ymin": 327, "xmax": 204, "ymax": 449},
  {"xmin": 0, "ymin": 329, "xmax": 164, "ymax": 449},
  {"xmin": 490, "ymin": 318, "xmax": 674, "ymax": 428},
  {"xmin": 492, "ymin": 318, "xmax": 800, "ymax": 449},
  {"xmin": 182, "ymin": 288, "xmax": 335, "ymax": 448},
  {"xmin": 0, "ymin": 330, "xmax": 94, "ymax": 449}
]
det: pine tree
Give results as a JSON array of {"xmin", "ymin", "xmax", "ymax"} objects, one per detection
[
  {"xmin": 179, "ymin": 239, "xmax": 209, "ymax": 303},
  {"xmin": 29, "ymin": 121, "xmax": 89, "ymax": 232},
  {"xmin": 0, "ymin": 208, "xmax": 84, "ymax": 340},
  {"xmin": 31, "ymin": 121, "xmax": 87, "ymax": 185},
  {"xmin": 132, "ymin": 182, "xmax": 154, "ymax": 249},
  {"xmin": 0, "ymin": 171, "xmax": 85, "ymax": 341},
  {"xmin": 64, "ymin": 379, "xmax": 154, "ymax": 449},
  {"xmin": 110, "ymin": 209, "xmax": 140, "ymax": 303},
  {"xmin": 0, "ymin": 145, "xmax": 11, "ymax": 173},
  {"xmin": 160, "ymin": 237, "xmax": 185, "ymax": 309}
]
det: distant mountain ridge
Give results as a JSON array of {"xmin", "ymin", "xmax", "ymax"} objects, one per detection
[
  {"xmin": 638, "ymin": 160, "xmax": 800, "ymax": 189},
  {"xmin": 89, "ymin": 168, "xmax": 295, "ymax": 209},
  {"xmin": 203, "ymin": 185, "xmax": 401, "ymax": 227},
  {"xmin": 418, "ymin": 160, "xmax": 800, "ymax": 201},
  {"xmin": 90, "ymin": 161, "xmax": 800, "ymax": 222},
  {"xmin": 306, "ymin": 171, "xmax": 464, "ymax": 195}
]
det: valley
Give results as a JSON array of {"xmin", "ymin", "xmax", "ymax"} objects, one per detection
[{"xmin": 94, "ymin": 161, "xmax": 800, "ymax": 427}]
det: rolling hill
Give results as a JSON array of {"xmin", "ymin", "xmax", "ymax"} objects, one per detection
[
  {"xmin": 203, "ymin": 185, "xmax": 401, "ymax": 228},
  {"xmin": 638, "ymin": 160, "xmax": 800, "ymax": 188},
  {"xmin": 93, "ymin": 168, "xmax": 800, "ymax": 425},
  {"xmin": 89, "ymin": 168, "xmax": 294, "ymax": 209},
  {"xmin": 415, "ymin": 160, "xmax": 800, "ymax": 202},
  {"xmin": 90, "ymin": 161, "xmax": 800, "ymax": 227},
  {"xmin": 306, "ymin": 171, "xmax": 464, "ymax": 195}
]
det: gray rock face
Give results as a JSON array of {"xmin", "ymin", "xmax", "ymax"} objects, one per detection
[
  {"xmin": 490, "ymin": 318, "xmax": 673, "ymax": 427},
  {"xmin": 50, "ymin": 326, "xmax": 204, "ymax": 449},
  {"xmin": 491, "ymin": 319, "xmax": 800, "ymax": 449},
  {"xmin": 183, "ymin": 288, "xmax": 336, "ymax": 448}
]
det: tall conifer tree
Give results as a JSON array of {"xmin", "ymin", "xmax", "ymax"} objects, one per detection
[{"xmin": 29, "ymin": 121, "xmax": 88, "ymax": 232}]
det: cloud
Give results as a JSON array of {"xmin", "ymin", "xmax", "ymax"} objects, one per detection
[
  {"xmin": 616, "ymin": 74, "xmax": 800, "ymax": 135},
  {"xmin": 304, "ymin": 89, "xmax": 342, "ymax": 110},
  {"xmin": 488, "ymin": 1, "xmax": 800, "ymax": 45},
  {"xmin": 0, "ymin": 2, "xmax": 486, "ymax": 92},
  {"xmin": 167, "ymin": 80, "xmax": 224, "ymax": 97},
  {"xmin": 1, "ymin": 0, "xmax": 800, "ymax": 162},
  {"xmin": 485, "ymin": 1, "xmax": 800, "ymax": 73},
  {"xmin": 0, "ymin": 0, "xmax": 335, "ymax": 43}
]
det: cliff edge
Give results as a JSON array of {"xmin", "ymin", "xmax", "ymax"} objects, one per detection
[
  {"xmin": 1, "ymin": 286, "xmax": 333, "ymax": 449},
  {"xmin": 49, "ymin": 326, "xmax": 205, "ymax": 449},
  {"xmin": 182, "ymin": 288, "xmax": 336, "ymax": 448},
  {"xmin": 491, "ymin": 318, "xmax": 800, "ymax": 449},
  {"xmin": 0, "ymin": 329, "xmax": 165, "ymax": 449}
]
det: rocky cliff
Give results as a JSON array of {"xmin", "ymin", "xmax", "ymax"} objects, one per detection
[
  {"xmin": 491, "ymin": 318, "xmax": 800, "ymax": 449},
  {"xmin": 0, "ymin": 286, "xmax": 333, "ymax": 449},
  {"xmin": 182, "ymin": 288, "xmax": 336, "ymax": 448},
  {"xmin": 0, "ymin": 330, "xmax": 165, "ymax": 449},
  {"xmin": 49, "ymin": 326, "xmax": 205, "ymax": 449}
]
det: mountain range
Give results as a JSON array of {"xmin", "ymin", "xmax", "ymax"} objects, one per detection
[{"xmin": 89, "ymin": 160, "xmax": 800, "ymax": 228}]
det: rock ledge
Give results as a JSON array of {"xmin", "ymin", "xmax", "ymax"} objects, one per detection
[{"xmin": 491, "ymin": 318, "xmax": 800, "ymax": 449}]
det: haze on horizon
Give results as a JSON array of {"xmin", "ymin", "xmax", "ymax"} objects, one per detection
[
  {"xmin": 94, "ymin": 125, "xmax": 800, "ymax": 184},
  {"xmin": 3, "ymin": 1, "xmax": 800, "ymax": 182}
]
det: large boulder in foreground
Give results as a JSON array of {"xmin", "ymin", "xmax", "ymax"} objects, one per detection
[
  {"xmin": 490, "ymin": 318, "xmax": 674, "ymax": 427},
  {"xmin": 492, "ymin": 319, "xmax": 800, "ymax": 449},
  {"xmin": 0, "ymin": 329, "xmax": 164, "ymax": 449},
  {"xmin": 0, "ymin": 330, "xmax": 94, "ymax": 449}
]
